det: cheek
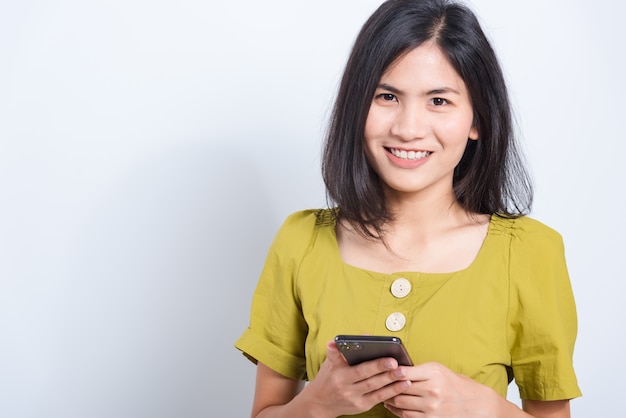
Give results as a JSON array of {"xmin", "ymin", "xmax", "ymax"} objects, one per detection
[
  {"xmin": 363, "ymin": 112, "xmax": 380, "ymax": 152},
  {"xmin": 440, "ymin": 113, "xmax": 475, "ymax": 142},
  {"xmin": 364, "ymin": 103, "xmax": 389, "ymax": 137},
  {"xmin": 362, "ymin": 136, "xmax": 376, "ymax": 166},
  {"xmin": 362, "ymin": 126, "xmax": 379, "ymax": 168},
  {"xmin": 363, "ymin": 111, "xmax": 377, "ymax": 139}
]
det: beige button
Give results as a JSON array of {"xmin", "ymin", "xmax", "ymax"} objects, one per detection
[
  {"xmin": 390, "ymin": 278, "xmax": 411, "ymax": 298},
  {"xmin": 385, "ymin": 312, "xmax": 406, "ymax": 332}
]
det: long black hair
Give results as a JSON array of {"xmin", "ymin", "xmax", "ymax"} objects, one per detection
[{"xmin": 321, "ymin": 0, "xmax": 533, "ymax": 238}]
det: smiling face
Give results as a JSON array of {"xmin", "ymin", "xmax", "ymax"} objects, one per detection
[{"xmin": 364, "ymin": 41, "xmax": 478, "ymax": 200}]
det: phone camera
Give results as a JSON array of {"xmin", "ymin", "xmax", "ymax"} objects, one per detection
[
  {"xmin": 337, "ymin": 341, "xmax": 363, "ymax": 351},
  {"xmin": 345, "ymin": 342, "xmax": 362, "ymax": 351}
]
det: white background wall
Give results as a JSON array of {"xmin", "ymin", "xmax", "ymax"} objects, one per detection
[{"xmin": 1, "ymin": 0, "xmax": 623, "ymax": 416}]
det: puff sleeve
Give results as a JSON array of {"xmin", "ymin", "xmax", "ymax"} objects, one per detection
[
  {"xmin": 234, "ymin": 211, "xmax": 317, "ymax": 380},
  {"xmin": 507, "ymin": 218, "xmax": 582, "ymax": 400}
]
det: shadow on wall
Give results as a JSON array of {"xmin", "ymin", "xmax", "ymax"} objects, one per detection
[{"xmin": 46, "ymin": 139, "xmax": 273, "ymax": 418}]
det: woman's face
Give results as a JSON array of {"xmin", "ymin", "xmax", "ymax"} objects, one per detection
[{"xmin": 364, "ymin": 42, "xmax": 478, "ymax": 199}]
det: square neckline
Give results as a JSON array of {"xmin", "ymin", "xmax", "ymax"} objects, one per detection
[{"xmin": 323, "ymin": 212, "xmax": 505, "ymax": 277}]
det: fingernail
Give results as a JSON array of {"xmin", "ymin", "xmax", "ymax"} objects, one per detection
[
  {"xmin": 394, "ymin": 368, "xmax": 406, "ymax": 378},
  {"xmin": 384, "ymin": 360, "xmax": 395, "ymax": 369}
]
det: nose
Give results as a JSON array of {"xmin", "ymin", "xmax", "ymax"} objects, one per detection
[{"xmin": 390, "ymin": 103, "xmax": 427, "ymax": 141}]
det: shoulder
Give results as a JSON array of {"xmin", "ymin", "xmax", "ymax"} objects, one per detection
[
  {"xmin": 280, "ymin": 208, "xmax": 336, "ymax": 228},
  {"xmin": 492, "ymin": 216, "xmax": 570, "ymax": 290},
  {"xmin": 491, "ymin": 215, "xmax": 564, "ymax": 252},
  {"xmin": 270, "ymin": 208, "xmax": 336, "ymax": 253},
  {"xmin": 275, "ymin": 208, "xmax": 335, "ymax": 236}
]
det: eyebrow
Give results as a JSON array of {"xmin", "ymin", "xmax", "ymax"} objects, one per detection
[
  {"xmin": 377, "ymin": 83, "xmax": 461, "ymax": 96},
  {"xmin": 378, "ymin": 83, "xmax": 402, "ymax": 95},
  {"xmin": 427, "ymin": 87, "xmax": 461, "ymax": 95}
]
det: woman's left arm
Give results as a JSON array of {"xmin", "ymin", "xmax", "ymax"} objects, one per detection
[
  {"xmin": 522, "ymin": 399, "xmax": 570, "ymax": 418},
  {"xmin": 383, "ymin": 362, "xmax": 570, "ymax": 418}
]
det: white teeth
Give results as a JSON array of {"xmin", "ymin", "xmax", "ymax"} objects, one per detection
[{"xmin": 389, "ymin": 148, "xmax": 431, "ymax": 160}]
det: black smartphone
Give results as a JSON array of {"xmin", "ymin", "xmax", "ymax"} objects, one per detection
[{"xmin": 334, "ymin": 335, "xmax": 413, "ymax": 366}]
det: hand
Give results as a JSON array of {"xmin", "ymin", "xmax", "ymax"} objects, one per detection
[
  {"xmin": 301, "ymin": 341, "xmax": 413, "ymax": 417},
  {"xmin": 383, "ymin": 362, "xmax": 502, "ymax": 418}
]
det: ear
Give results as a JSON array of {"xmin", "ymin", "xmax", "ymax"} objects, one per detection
[{"xmin": 469, "ymin": 126, "xmax": 479, "ymax": 141}]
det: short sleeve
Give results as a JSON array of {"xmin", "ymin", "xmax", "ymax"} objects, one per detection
[
  {"xmin": 234, "ymin": 211, "xmax": 318, "ymax": 380},
  {"xmin": 507, "ymin": 218, "xmax": 582, "ymax": 400}
]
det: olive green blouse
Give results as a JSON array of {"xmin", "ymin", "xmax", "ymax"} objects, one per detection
[{"xmin": 235, "ymin": 209, "xmax": 581, "ymax": 416}]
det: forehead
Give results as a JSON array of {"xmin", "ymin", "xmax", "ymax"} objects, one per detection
[{"xmin": 380, "ymin": 42, "xmax": 467, "ymax": 92}]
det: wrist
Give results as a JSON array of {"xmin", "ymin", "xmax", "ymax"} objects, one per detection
[{"xmin": 291, "ymin": 386, "xmax": 336, "ymax": 418}]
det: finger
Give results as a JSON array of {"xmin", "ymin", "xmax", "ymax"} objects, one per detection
[
  {"xmin": 348, "ymin": 356, "xmax": 400, "ymax": 383},
  {"xmin": 400, "ymin": 361, "xmax": 447, "ymax": 382},
  {"xmin": 385, "ymin": 393, "xmax": 425, "ymax": 410},
  {"xmin": 326, "ymin": 341, "xmax": 349, "ymax": 366},
  {"xmin": 364, "ymin": 379, "xmax": 412, "ymax": 407},
  {"xmin": 350, "ymin": 362, "xmax": 410, "ymax": 399},
  {"xmin": 384, "ymin": 400, "xmax": 426, "ymax": 418},
  {"xmin": 330, "ymin": 341, "xmax": 400, "ymax": 376}
]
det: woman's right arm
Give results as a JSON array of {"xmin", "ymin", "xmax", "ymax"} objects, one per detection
[
  {"xmin": 251, "ymin": 362, "xmax": 307, "ymax": 418},
  {"xmin": 251, "ymin": 342, "xmax": 412, "ymax": 418}
]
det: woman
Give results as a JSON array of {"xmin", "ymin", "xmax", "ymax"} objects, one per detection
[{"xmin": 235, "ymin": 0, "xmax": 582, "ymax": 416}]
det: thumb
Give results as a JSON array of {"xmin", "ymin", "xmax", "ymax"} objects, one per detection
[{"xmin": 326, "ymin": 340, "xmax": 348, "ymax": 365}]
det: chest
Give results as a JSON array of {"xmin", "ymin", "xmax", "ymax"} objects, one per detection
[
  {"xmin": 335, "ymin": 222, "xmax": 490, "ymax": 274},
  {"xmin": 295, "ymin": 255, "xmax": 511, "ymax": 383}
]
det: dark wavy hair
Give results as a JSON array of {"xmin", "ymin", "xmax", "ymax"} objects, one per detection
[{"xmin": 321, "ymin": 0, "xmax": 533, "ymax": 238}]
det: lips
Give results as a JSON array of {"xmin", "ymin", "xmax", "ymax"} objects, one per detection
[{"xmin": 386, "ymin": 147, "xmax": 432, "ymax": 160}]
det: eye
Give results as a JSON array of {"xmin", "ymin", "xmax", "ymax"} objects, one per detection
[
  {"xmin": 376, "ymin": 93, "xmax": 397, "ymax": 102},
  {"xmin": 430, "ymin": 97, "xmax": 449, "ymax": 106}
]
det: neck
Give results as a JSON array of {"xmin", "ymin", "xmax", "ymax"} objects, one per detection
[{"xmin": 385, "ymin": 189, "xmax": 467, "ymax": 232}]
